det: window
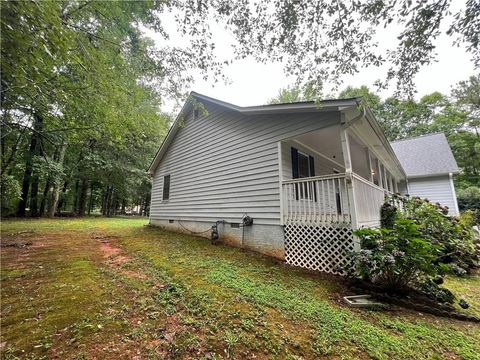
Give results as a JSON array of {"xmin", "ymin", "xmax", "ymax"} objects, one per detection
[
  {"xmin": 291, "ymin": 147, "xmax": 315, "ymax": 179},
  {"xmin": 162, "ymin": 175, "xmax": 170, "ymax": 201},
  {"xmin": 193, "ymin": 108, "xmax": 199, "ymax": 120},
  {"xmin": 291, "ymin": 147, "xmax": 316, "ymax": 200}
]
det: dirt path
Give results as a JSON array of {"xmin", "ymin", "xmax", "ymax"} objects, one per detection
[{"xmin": 93, "ymin": 233, "xmax": 147, "ymax": 280}]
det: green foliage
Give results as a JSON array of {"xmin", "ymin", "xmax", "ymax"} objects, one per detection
[
  {"xmin": 457, "ymin": 188, "xmax": 480, "ymax": 222},
  {"xmin": 337, "ymin": 78, "xmax": 480, "ymax": 191},
  {"xmin": 349, "ymin": 195, "xmax": 478, "ymax": 301},
  {"xmin": 338, "ymin": 86, "xmax": 382, "ymax": 112},
  {"xmin": 2, "ymin": 218, "xmax": 480, "ymax": 359},
  {"xmin": 400, "ymin": 196, "xmax": 478, "ymax": 274},
  {"xmin": 0, "ymin": 1, "xmax": 182, "ymax": 217},
  {"xmin": 380, "ymin": 202, "xmax": 397, "ymax": 229},
  {"xmin": 268, "ymin": 82, "xmax": 319, "ymax": 104},
  {"xmin": 0, "ymin": 174, "xmax": 21, "ymax": 216},
  {"xmin": 350, "ymin": 220, "xmax": 441, "ymax": 291}
]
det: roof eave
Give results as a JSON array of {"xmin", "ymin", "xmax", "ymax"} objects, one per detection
[{"xmin": 406, "ymin": 170, "xmax": 460, "ymax": 179}]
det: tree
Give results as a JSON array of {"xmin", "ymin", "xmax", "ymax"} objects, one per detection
[
  {"xmin": 172, "ymin": 0, "xmax": 479, "ymax": 96},
  {"xmin": 268, "ymin": 83, "xmax": 317, "ymax": 104},
  {"xmin": 0, "ymin": 2, "xmax": 176, "ymax": 217},
  {"xmin": 335, "ymin": 81, "xmax": 479, "ymax": 191},
  {"xmin": 338, "ymin": 86, "xmax": 382, "ymax": 112}
]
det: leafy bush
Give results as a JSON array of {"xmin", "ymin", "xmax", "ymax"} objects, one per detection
[
  {"xmin": 348, "ymin": 220, "xmax": 441, "ymax": 291},
  {"xmin": 399, "ymin": 197, "xmax": 478, "ymax": 274},
  {"xmin": 1, "ymin": 174, "xmax": 21, "ymax": 216},
  {"xmin": 347, "ymin": 196, "xmax": 478, "ymax": 303},
  {"xmin": 380, "ymin": 202, "xmax": 397, "ymax": 229}
]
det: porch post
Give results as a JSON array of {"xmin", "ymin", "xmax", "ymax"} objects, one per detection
[
  {"xmin": 388, "ymin": 173, "xmax": 394, "ymax": 193},
  {"xmin": 340, "ymin": 116, "xmax": 360, "ymax": 251},
  {"xmin": 377, "ymin": 159, "xmax": 383, "ymax": 189},
  {"xmin": 366, "ymin": 148, "xmax": 374, "ymax": 183},
  {"xmin": 382, "ymin": 164, "xmax": 388, "ymax": 191},
  {"xmin": 278, "ymin": 141, "xmax": 284, "ymax": 225}
]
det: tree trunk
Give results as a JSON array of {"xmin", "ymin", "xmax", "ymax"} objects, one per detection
[
  {"xmin": 107, "ymin": 187, "xmax": 115, "ymax": 217},
  {"xmin": 143, "ymin": 194, "xmax": 150, "ymax": 216},
  {"xmin": 77, "ymin": 178, "xmax": 89, "ymax": 216},
  {"xmin": 39, "ymin": 177, "xmax": 51, "ymax": 216},
  {"xmin": 18, "ymin": 112, "xmax": 43, "ymax": 217},
  {"xmin": 72, "ymin": 179, "xmax": 80, "ymax": 215},
  {"xmin": 56, "ymin": 180, "xmax": 69, "ymax": 216},
  {"xmin": 29, "ymin": 174, "xmax": 40, "ymax": 217},
  {"xmin": 101, "ymin": 185, "xmax": 108, "ymax": 216},
  {"xmin": 47, "ymin": 143, "xmax": 67, "ymax": 218},
  {"xmin": 88, "ymin": 182, "xmax": 95, "ymax": 215}
]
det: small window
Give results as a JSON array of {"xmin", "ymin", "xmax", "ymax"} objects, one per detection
[
  {"xmin": 193, "ymin": 108, "xmax": 199, "ymax": 120},
  {"xmin": 162, "ymin": 175, "xmax": 170, "ymax": 201},
  {"xmin": 230, "ymin": 223, "xmax": 240, "ymax": 229}
]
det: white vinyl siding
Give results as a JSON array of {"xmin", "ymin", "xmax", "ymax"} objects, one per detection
[
  {"xmin": 150, "ymin": 104, "xmax": 339, "ymax": 225},
  {"xmin": 406, "ymin": 175, "xmax": 459, "ymax": 216}
]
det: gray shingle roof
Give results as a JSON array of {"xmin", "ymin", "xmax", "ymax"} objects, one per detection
[{"xmin": 390, "ymin": 133, "xmax": 459, "ymax": 177}]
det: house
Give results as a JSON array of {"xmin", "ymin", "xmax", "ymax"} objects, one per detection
[
  {"xmin": 391, "ymin": 133, "xmax": 460, "ymax": 216},
  {"xmin": 149, "ymin": 92, "xmax": 407, "ymax": 274}
]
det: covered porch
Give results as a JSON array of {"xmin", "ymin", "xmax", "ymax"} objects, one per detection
[
  {"xmin": 279, "ymin": 121, "xmax": 405, "ymax": 229},
  {"xmin": 278, "ymin": 113, "xmax": 406, "ymax": 274}
]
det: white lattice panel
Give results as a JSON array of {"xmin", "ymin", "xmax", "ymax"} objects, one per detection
[{"xmin": 285, "ymin": 223, "xmax": 354, "ymax": 274}]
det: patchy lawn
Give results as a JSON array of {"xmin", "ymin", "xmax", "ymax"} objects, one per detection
[{"xmin": 1, "ymin": 218, "xmax": 479, "ymax": 359}]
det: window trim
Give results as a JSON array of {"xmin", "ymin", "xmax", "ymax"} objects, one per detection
[
  {"xmin": 162, "ymin": 174, "xmax": 170, "ymax": 201},
  {"xmin": 297, "ymin": 151, "xmax": 311, "ymax": 178}
]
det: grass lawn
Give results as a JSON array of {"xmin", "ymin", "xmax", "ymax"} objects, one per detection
[{"xmin": 1, "ymin": 217, "xmax": 479, "ymax": 359}]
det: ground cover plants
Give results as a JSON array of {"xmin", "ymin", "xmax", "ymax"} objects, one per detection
[{"xmin": 1, "ymin": 217, "xmax": 479, "ymax": 359}]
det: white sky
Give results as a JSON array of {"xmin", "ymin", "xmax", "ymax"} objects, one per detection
[{"xmin": 146, "ymin": 4, "xmax": 476, "ymax": 113}]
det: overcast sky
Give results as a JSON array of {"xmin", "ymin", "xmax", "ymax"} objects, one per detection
[{"xmin": 147, "ymin": 4, "xmax": 476, "ymax": 113}]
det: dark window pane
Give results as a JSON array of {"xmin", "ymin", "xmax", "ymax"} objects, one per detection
[
  {"xmin": 298, "ymin": 153, "xmax": 310, "ymax": 178},
  {"xmin": 162, "ymin": 175, "xmax": 170, "ymax": 200}
]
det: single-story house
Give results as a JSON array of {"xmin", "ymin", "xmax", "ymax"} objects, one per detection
[
  {"xmin": 148, "ymin": 92, "xmax": 458, "ymax": 274},
  {"xmin": 390, "ymin": 133, "xmax": 460, "ymax": 216}
]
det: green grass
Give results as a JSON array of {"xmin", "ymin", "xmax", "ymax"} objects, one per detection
[{"xmin": 1, "ymin": 217, "xmax": 479, "ymax": 359}]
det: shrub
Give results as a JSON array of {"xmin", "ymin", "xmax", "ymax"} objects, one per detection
[
  {"xmin": 348, "ymin": 220, "xmax": 441, "ymax": 291},
  {"xmin": 398, "ymin": 197, "xmax": 478, "ymax": 274},
  {"xmin": 1, "ymin": 174, "xmax": 21, "ymax": 216},
  {"xmin": 380, "ymin": 202, "xmax": 397, "ymax": 229},
  {"xmin": 347, "ymin": 196, "xmax": 478, "ymax": 303}
]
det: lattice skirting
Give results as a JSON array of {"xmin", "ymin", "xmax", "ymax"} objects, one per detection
[{"xmin": 284, "ymin": 223, "xmax": 354, "ymax": 275}]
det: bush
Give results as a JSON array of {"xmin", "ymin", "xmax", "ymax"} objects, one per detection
[
  {"xmin": 346, "ymin": 196, "xmax": 478, "ymax": 304},
  {"xmin": 1, "ymin": 174, "xmax": 21, "ymax": 216},
  {"xmin": 399, "ymin": 197, "xmax": 478, "ymax": 274},
  {"xmin": 348, "ymin": 219, "xmax": 441, "ymax": 291},
  {"xmin": 380, "ymin": 202, "xmax": 397, "ymax": 229}
]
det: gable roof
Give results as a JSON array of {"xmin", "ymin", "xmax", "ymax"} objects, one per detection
[
  {"xmin": 390, "ymin": 133, "xmax": 459, "ymax": 178},
  {"xmin": 189, "ymin": 91, "xmax": 362, "ymax": 114},
  {"xmin": 148, "ymin": 92, "xmax": 363, "ymax": 174}
]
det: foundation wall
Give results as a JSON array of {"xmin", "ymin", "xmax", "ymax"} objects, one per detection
[{"xmin": 150, "ymin": 219, "xmax": 285, "ymax": 260}]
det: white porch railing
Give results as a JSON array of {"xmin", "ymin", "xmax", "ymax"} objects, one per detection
[
  {"xmin": 282, "ymin": 174, "xmax": 351, "ymax": 224},
  {"xmin": 351, "ymin": 173, "xmax": 388, "ymax": 227},
  {"xmin": 282, "ymin": 173, "xmax": 391, "ymax": 227}
]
